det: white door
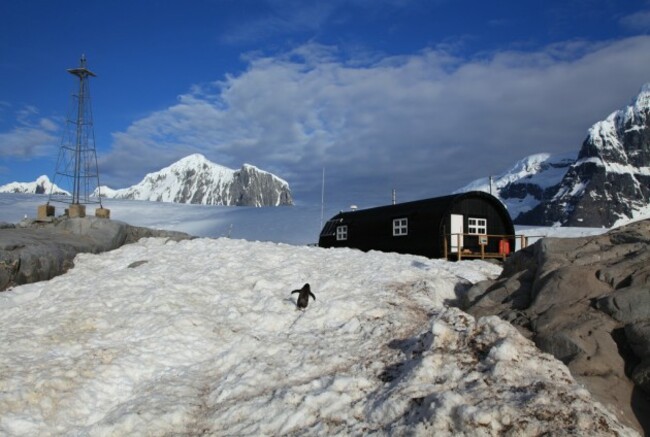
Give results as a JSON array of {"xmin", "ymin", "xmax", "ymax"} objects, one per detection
[{"xmin": 450, "ymin": 214, "xmax": 464, "ymax": 252}]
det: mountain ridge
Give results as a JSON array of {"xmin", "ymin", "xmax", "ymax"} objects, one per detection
[
  {"xmin": 0, "ymin": 175, "xmax": 70, "ymax": 197},
  {"xmin": 0, "ymin": 154, "xmax": 294, "ymax": 207},
  {"xmin": 99, "ymin": 154, "xmax": 293, "ymax": 206},
  {"xmin": 457, "ymin": 84, "xmax": 650, "ymax": 227}
]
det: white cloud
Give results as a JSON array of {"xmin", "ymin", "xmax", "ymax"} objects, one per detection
[
  {"xmin": 620, "ymin": 9, "xmax": 650, "ymax": 32},
  {"xmin": 220, "ymin": 1, "xmax": 338, "ymax": 45},
  {"xmin": 103, "ymin": 36, "xmax": 650, "ymax": 206},
  {"xmin": 0, "ymin": 106, "xmax": 59, "ymax": 159}
]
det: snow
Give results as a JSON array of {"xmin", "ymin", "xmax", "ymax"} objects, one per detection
[
  {"xmin": 0, "ymin": 175, "xmax": 70, "ymax": 196},
  {"xmin": 0, "ymin": 193, "xmax": 641, "ymax": 435},
  {"xmin": 516, "ymin": 225, "xmax": 608, "ymax": 247},
  {"xmin": 242, "ymin": 162, "xmax": 290, "ymax": 186},
  {"xmin": 455, "ymin": 152, "xmax": 577, "ymax": 219},
  {"xmin": 573, "ymin": 156, "xmax": 650, "ymax": 177},
  {"xmin": 0, "ymin": 236, "xmax": 633, "ymax": 436},
  {"xmin": 613, "ymin": 201, "xmax": 650, "ymax": 228},
  {"xmin": 457, "ymin": 152, "xmax": 576, "ymax": 193},
  {"xmin": 97, "ymin": 153, "xmax": 236, "ymax": 204}
]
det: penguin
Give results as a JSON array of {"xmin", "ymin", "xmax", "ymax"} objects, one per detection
[{"xmin": 291, "ymin": 283, "xmax": 316, "ymax": 309}]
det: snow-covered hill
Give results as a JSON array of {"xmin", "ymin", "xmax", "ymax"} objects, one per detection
[
  {"xmin": 0, "ymin": 236, "xmax": 635, "ymax": 435},
  {"xmin": 95, "ymin": 154, "xmax": 293, "ymax": 206},
  {"xmin": 0, "ymin": 175, "xmax": 70, "ymax": 196},
  {"xmin": 457, "ymin": 84, "xmax": 650, "ymax": 227}
]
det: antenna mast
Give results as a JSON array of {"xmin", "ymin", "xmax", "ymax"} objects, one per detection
[
  {"xmin": 320, "ymin": 168, "xmax": 325, "ymax": 230},
  {"xmin": 49, "ymin": 54, "xmax": 103, "ymax": 214}
]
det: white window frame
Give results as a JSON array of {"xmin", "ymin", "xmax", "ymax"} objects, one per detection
[
  {"xmin": 392, "ymin": 218, "xmax": 408, "ymax": 236},
  {"xmin": 336, "ymin": 225, "xmax": 348, "ymax": 241},
  {"xmin": 467, "ymin": 217, "xmax": 487, "ymax": 235}
]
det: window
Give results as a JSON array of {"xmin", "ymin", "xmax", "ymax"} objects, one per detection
[
  {"xmin": 393, "ymin": 218, "xmax": 408, "ymax": 236},
  {"xmin": 336, "ymin": 225, "xmax": 348, "ymax": 241},
  {"xmin": 468, "ymin": 217, "xmax": 487, "ymax": 235}
]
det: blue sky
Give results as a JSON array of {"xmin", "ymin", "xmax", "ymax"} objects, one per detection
[{"xmin": 1, "ymin": 0, "xmax": 650, "ymax": 210}]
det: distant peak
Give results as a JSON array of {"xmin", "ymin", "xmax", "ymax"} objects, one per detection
[
  {"xmin": 168, "ymin": 153, "xmax": 233, "ymax": 171},
  {"xmin": 633, "ymin": 83, "xmax": 650, "ymax": 110},
  {"xmin": 178, "ymin": 153, "xmax": 208, "ymax": 163}
]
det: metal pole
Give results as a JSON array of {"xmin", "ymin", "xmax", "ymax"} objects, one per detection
[
  {"xmin": 73, "ymin": 72, "xmax": 85, "ymax": 204},
  {"xmin": 320, "ymin": 167, "xmax": 325, "ymax": 230}
]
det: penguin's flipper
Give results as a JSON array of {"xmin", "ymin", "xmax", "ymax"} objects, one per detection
[
  {"xmin": 309, "ymin": 291, "xmax": 316, "ymax": 300},
  {"xmin": 291, "ymin": 290, "xmax": 300, "ymax": 295}
]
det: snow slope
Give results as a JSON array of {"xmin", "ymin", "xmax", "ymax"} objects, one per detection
[{"xmin": 0, "ymin": 237, "xmax": 634, "ymax": 436}]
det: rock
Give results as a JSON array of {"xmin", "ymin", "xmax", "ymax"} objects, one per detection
[
  {"xmin": 462, "ymin": 218, "xmax": 650, "ymax": 435},
  {"xmin": 596, "ymin": 286, "xmax": 650, "ymax": 324},
  {"xmin": 460, "ymin": 279, "xmax": 493, "ymax": 309},
  {"xmin": 632, "ymin": 358, "xmax": 650, "ymax": 393},
  {"xmin": 626, "ymin": 321, "xmax": 650, "ymax": 358},
  {"xmin": 0, "ymin": 216, "xmax": 193, "ymax": 291},
  {"xmin": 127, "ymin": 260, "xmax": 148, "ymax": 269}
]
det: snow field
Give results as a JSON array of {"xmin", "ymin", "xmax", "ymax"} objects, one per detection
[{"xmin": 0, "ymin": 237, "xmax": 637, "ymax": 435}]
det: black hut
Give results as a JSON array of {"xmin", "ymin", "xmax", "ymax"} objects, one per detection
[{"xmin": 319, "ymin": 191, "xmax": 515, "ymax": 259}]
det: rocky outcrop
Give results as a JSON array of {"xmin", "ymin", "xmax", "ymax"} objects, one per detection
[
  {"xmin": 0, "ymin": 217, "xmax": 192, "ymax": 292},
  {"xmin": 461, "ymin": 219, "xmax": 650, "ymax": 435}
]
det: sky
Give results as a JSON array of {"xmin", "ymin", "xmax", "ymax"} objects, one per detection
[{"xmin": 1, "ymin": 0, "xmax": 650, "ymax": 210}]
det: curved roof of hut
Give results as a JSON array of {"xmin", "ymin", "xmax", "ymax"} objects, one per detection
[{"xmin": 331, "ymin": 191, "xmax": 514, "ymax": 233}]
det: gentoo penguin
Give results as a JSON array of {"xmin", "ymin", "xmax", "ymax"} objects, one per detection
[{"xmin": 291, "ymin": 283, "xmax": 316, "ymax": 309}]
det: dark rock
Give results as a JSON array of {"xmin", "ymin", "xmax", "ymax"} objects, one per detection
[
  {"xmin": 596, "ymin": 286, "xmax": 650, "ymax": 324},
  {"xmin": 632, "ymin": 358, "xmax": 650, "ymax": 393},
  {"xmin": 127, "ymin": 260, "xmax": 149, "ymax": 269},
  {"xmin": 626, "ymin": 321, "xmax": 650, "ymax": 358},
  {"xmin": 460, "ymin": 279, "xmax": 492, "ymax": 309},
  {"xmin": 463, "ymin": 218, "xmax": 650, "ymax": 435}
]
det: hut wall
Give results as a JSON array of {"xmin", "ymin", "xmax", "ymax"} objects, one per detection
[{"xmin": 319, "ymin": 192, "xmax": 515, "ymax": 259}]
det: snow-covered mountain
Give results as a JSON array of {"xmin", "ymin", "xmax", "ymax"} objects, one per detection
[
  {"xmin": 458, "ymin": 84, "xmax": 650, "ymax": 227},
  {"xmin": 455, "ymin": 152, "xmax": 576, "ymax": 220},
  {"xmin": 95, "ymin": 154, "xmax": 293, "ymax": 206},
  {"xmin": 519, "ymin": 85, "xmax": 650, "ymax": 227},
  {"xmin": 0, "ymin": 175, "xmax": 70, "ymax": 196}
]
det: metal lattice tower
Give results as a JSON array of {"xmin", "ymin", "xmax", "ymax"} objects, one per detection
[{"xmin": 49, "ymin": 54, "xmax": 103, "ymax": 207}]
